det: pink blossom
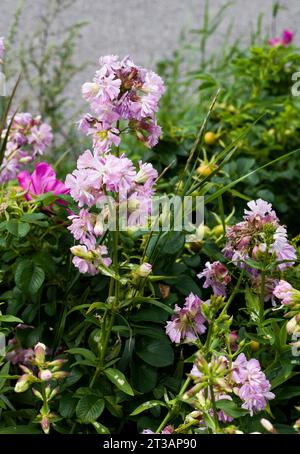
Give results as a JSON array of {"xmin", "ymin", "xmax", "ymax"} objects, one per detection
[
  {"xmin": 71, "ymin": 244, "xmax": 112, "ymax": 275},
  {"xmin": 231, "ymin": 353, "xmax": 275, "ymax": 416},
  {"xmin": 68, "ymin": 209, "xmax": 97, "ymax": 249},
  {"xmin": 273, "ymin": 280, "xmax": 294, "ymax": 305},
  {"xmin": 165, "ymin": 293, "xmax": 207, "ymax": 344},
  {"xmin": 197, "ymin": 261, "xmax": 231, "ymax": 297},
  {"xmin": 269, "ymin": 29, "xmax": 293, "ymax": 47},
  {"xmin": 28, "ymin": 123, "xmax": 53, "ymax": 155},
  {"xmin": 18, "ymin": 162, "xmax": 69, "ymax": 202}
]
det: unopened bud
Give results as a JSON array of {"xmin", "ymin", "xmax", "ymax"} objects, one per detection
[
  {"xmin": 41, "ymin": 415, "xmax": 50, "ymax": 434},
  {"xmin": 34, "ymin": 342, "xmax": 46, "ymax": 365},
  {"xmin": 70, "ymin": 245, "xmax": 93, "ymax": 260},
  {"xmin": 15, "ymin": 374, "xmax": 33, "ymax": 393},
  {"xmin": 39, "ymin": 369, "xmax": 52, "ymax": 381},
  {"xmin": 260, "ymin": 418, "xmax": 276, "ymax": 433},
  {"xmin": 136, "ymin": 263, "xmax": 152, "ymax": 277}
]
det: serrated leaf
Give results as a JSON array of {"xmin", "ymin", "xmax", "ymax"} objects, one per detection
[{"xmin": 76, "ymin": 394, "xmax": 105, "ymax": 423}]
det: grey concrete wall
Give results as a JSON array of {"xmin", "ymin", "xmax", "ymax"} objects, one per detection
[{"xmin": 0, "ymin": 0, "xmax": 299, "ymax": 97}]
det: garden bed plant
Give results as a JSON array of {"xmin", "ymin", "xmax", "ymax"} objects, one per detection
[{"xmin": 0, "ymin": 7, "xmax": 300, "ymax": 435}]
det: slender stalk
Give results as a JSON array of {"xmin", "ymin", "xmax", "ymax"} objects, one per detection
[
  {"xmin": 259, "ymin": 270, "xmax": 265, "ymax": 323},
  {"xmin": 209, "ymin": 383, "xmax": 219, "ymax": 431},
  {"xmin": 220, "ymin": 270, "xmax": 244, "ymax": 317},
  {"xmin": 155, "ymin": 376, "xmax": 191, "ymax": 433}
]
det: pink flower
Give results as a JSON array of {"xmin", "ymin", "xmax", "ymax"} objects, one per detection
[
  {"xmin": 231, "ymin": 353, "xmax": 275, "ymax": 416},
  {"xmin": 68, "ymin": 209, "xmax": 97, "ymax": 249},
  {"xmin": 273, "ymin": 280, "xmax": 294, "ymax": 305},
  {"xmin": 269, "ymin": 29, "xmax": 293, "ymax": 47},
  {"xmin": 71, "ymin": 244, "xmax": 112, "ymax": 275},
  {"xmin": 197, "ymin": 261, "xmax": 231, "ymax": 297},
  {"xmin": 28, "ymin": 123, "xmax": 53, "ymax": 155},
  {"xmin": 18, "ymin": 162, "xmax": 69, "ymax": 202},
  {"xmin": 165, "ymin": 293, "xmax": 207, "ymax": 344}
]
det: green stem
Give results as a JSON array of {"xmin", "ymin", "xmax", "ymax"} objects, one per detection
[
  {"xmin": 209, "ymin": 383, "xmax": 219, "ymax": 432},
  {"xmin": 220, "ymin": 270, "xmax": 244, "ymax": 317},
  {"xmin": 259, "ymin": 270, "xmax": 266, "ymax": 323},
  {"xmin": 156, "ymin": 376, "xmax": 191, "ymax": 433}
]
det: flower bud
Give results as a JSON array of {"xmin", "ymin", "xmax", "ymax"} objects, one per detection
[
  {"xmin": 32, "ymin": 388, "xmax": 43, "ymax": 400},
  {"xmin": 52, "ymin": 371, "xmax": 69, "ymax": 380},
  {"xmin": 39, "ymin": 369, "xmax": 53, "ymax": 381},
  {"xmin": 287, "ymin": 316, "xmax": 298, "ymax": 334},
  {"xmin": 136, "ymin": 263, "xmax": 152, "ymax": 277},
  {"xmin": 15, "ymin": 374, "xmax": 33, "ymax": 393},
  {"xmin": 34, "ymin": 342, "xmax": 46, "ymax": 365},
  {"xmin": 41, "ymin": 415, "xmax": 50, "ymax": 434},
  {"xmin": 70, "ymin": 245, "xmax": 93, "ymax": 260},
  {"xmin": 260, "ymin": 418, "xmax": 276, "ymax": 433}
]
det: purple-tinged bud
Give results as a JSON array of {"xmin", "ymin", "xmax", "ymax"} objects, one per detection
[
  {"xmin": 41, "ymin": 416, "xmax": 50, "ymax": 434},
  {"xmin": 52, "ymin": 371, "xmax": 69, "ymax": 380},
  {"xmin": 136, "ymin": 263, "xmax": 152, "ymax": 277},
  {"xmin": 34, "ymin": 342, "xmax": 46, "ymax": 365},
  {"xmin": 38, "ymin": 369, "xmax": 53, "ymax": 381},
  {"xmin": 15, "ymin": 374, "xmax": 33, "ymax": 393},
  {"xmin": 47, "ymin": 358, "xmax": 67, "ymax": 369}
]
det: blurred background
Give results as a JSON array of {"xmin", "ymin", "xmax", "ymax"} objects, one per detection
[{"xmin": 0, "ymin": 0, "xmax": 297, "ymax": 97}]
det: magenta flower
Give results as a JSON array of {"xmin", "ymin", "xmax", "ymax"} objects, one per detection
[
  {"xmin": 269, "ymin": 29, "xmax": 293, "ymax": 47},
  {"xmin": 18, "ymin": 162, "xmax": 69, "ymax": 202},
  {"xmin": 197, "ymin": 261, "xmax": 231, "ymax": 297},
  {"xmin": 165, "ymin": 293, "xmax": 207, "ymax": 344}
]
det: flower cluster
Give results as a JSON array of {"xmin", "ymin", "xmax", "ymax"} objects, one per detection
[
  {"xmin": 79, "ymin": 55, "xmax": 165, "ymax": 151},
  {"xmin": 14, "ymin": 342, "xmax": 68, "ymax": 434},
  {"xmin": 165, "ymin": 293, "xmax": 207, "ymax": 344},
  {"xmin": 197, "ymin": 261, "xmax": 231, "ymax": 297},
  {"xmin": 66, "ymin": 149, "xmax": 157, "ymax": 274},
  {"xmin": 269, "ymin": 29, "xmax": 293, "ymax": 47},
  {"xmin": 231, "ymin": 353, "xmax": 275, "ymax": 415},
  {"xmin": 186, "ymin": 352, "xmax": 274, "ymax": 422},
  {"xmin": 223, "ymin": 199, "xmax": 296, "ymax": 273},
  {"xmin": 0, "ymin": 113, "xmax": 53, "ymax": 184}
]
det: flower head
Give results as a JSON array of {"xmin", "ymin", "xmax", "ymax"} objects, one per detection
[
  {"xmin": 197, "ymin": 261, "xmax": 231, "ymax": 297},
  {"xmin": 165, "ymin": 293, "xmax": 207, "ymax": 343},
  {"xmin": 18, "ymin": 162, "xmax": 69, "ymax": 203}
]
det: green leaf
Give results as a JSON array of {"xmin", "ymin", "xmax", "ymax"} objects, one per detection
[
  {"xmin": 76, "ymin": 394, "xmax": 105, "ymax": 423},
  {"xmin": 15, "ymin": 260, "xmax": 45, "ymax": 295},
  {"xmin": 5, "ymin": 220, "xmax": 30, "ymax": 238},
  {"xmin": 130, "ymin": 400, "xmax": 166, "ymax": 416},
  {"xmin": 216, "ymin": 399, "xmax": 248, "ymax": 418},
  {"xmin": 67, "ymin": 348, "xmax": 96, "ymax": 363},
  {"xmin": 104, "ymin": 368, "xmax": 134, "ymax": 396},
  {"xmin": 59, "ymin": 395, "xmax": 77, "ymax": 419},
  {"xmin": 92, "ymin": 421, "xmax": 110, "ymax": 434},
  {"xmin": 0, "ymin": 425, "xmax": 41, "ymax": 434},
  {"xmin": 135, "ymin": 336, "xmax": 174, "ymax": 367},
  {"xmin": 0, "ymin": 314, "xmax": 23, "ymax": 323}
]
